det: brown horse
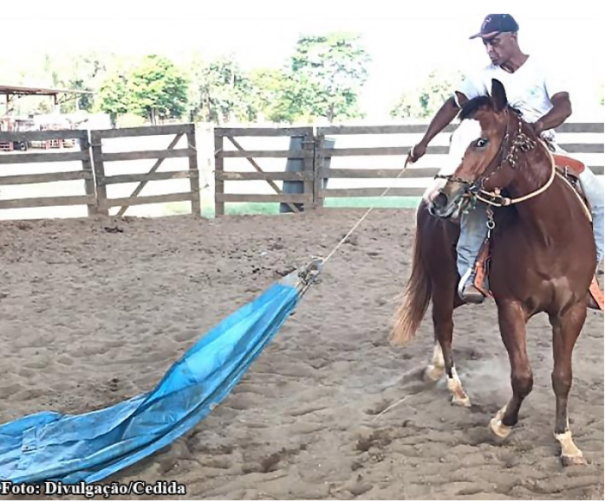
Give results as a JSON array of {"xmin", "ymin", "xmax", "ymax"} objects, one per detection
[{"xmin": 391, "ymin": 79, "xmax": 597, "ymax": 466}]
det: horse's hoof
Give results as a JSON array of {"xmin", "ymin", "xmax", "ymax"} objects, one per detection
[
  {"xmin": 451, "ymin": 394, "xmax": 471, "ymax": 407},
  {"xmin": 561, "ymin": 453, "xmax": 587, "ymax": 467},
  {"xmin": 424, "ymin": 365, "xmax": 443, "ymax": 382},
  {"xmin": 489, "ymin": 417, "xmax": 512, "ymax": 439}
]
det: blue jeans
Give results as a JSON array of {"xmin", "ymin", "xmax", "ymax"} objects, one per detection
[
  {"xmin": 578, "ymin": 167, "xmax": 604, "ymax": 264},
  {"xmin": 456, "ymin": 203, "xmax": 488, "ymax": 285},
  {"xmin": 457, "ymin": 145, "xmax": 604, "ymax": 287}
]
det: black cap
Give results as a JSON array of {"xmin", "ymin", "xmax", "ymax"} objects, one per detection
[{"xmin": 470, "ymin": 14, "xmax": 519, "ymax": 39}]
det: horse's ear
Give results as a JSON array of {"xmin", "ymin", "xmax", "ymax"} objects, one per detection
[
  {"xmin": 453, "ymin": 91, "xmax": 468, "ymax": 109},
  {"xmin": 490, "ymin": 79, "xmax": 508, "ymax": 112}
]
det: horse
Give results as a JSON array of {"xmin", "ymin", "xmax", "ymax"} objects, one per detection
[{"xmin": 390, "ymin": 78, "xmax": 597, "ymax": 466}]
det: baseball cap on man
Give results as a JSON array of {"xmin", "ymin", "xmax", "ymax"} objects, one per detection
[{"xmin": 469, "ymin": 14, "xmax": 519, "ymax": 39}]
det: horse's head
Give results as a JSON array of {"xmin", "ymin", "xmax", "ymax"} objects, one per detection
[{"xmin": 428, "ymin": 79, "xmax": 537, "ymax": 219}]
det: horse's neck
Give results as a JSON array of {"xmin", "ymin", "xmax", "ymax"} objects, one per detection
[{"xmin": 507, "ymin": 144, "xmax": 569, "ymax": 238}]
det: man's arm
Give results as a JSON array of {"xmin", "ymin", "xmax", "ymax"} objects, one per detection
[
  {"xmin": 409, "ymin": 96, "xmax": 461, "ymax": 162},
  {"xmin": 533, "ymin": 92, "xmax": 572, "ymax": 136}
]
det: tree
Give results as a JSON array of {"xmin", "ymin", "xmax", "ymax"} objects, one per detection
[
  {"xmin": 65, "ymin": 78, "xmax": 95, "ymax": 112},
  {"xmin": 128, "ymin": 55, "xmax": 189, "ymax": 124},
  {"xmin": 97, "ymin": 71, "xmax": 130, "ymax": 127},
  {"xmin": 248, "ymin": 68, "xmax": 294, "ymax": 123},
  {"xmin": 61, "ymin": 53, "xmax": 109, "ymax": 112},
  {"xmin": 43, "ymin": 53, "xmax": 60, "ymax": 88},
  {"xmin": 391, "ymin": 69, "xmax": 464, "ymax": 119},
  {"xmin": 284, "ymin": 33, "xmax": 371, "ymax": 123},
  {"xmin": 189, "ymin": 56, "xmax": 256, "ymax": 124}
]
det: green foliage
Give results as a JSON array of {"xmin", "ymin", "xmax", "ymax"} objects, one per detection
[
  {"xmin": 68, "ymin": 79, "xmax": 94, "ymax": 112},
  {"xmin": 188, "ymin": 57, "xmax": 255, "ymax": 124},
  {"xmin": 1, "ymin": 33, "xmax": 371, "ymax": 125},
  {"xmin": 186, "ymin": 33, "xmax": 371, "ymax": 125},
  {"xmin": 284, "ymin": 33, "xmax": 371, "ymax": 122},
  {"xmin": 97, "ymin": 71, "xmax": 130, "ymax": 127},
  {"xmin": 247, "ymin": 68, "xmax": 292, "ymax": 123},
  {"xmin": 43, "ymin": 54, "xmax": 60, "ymax": 88},
  {"xmin": 391, "ymin": 69, "xmax": 464, "ymax": 119},
  {"xmin": 62, "ymin": 53, "xmax": 108, "ymax": 112},
  {"xmin": 2, "ymin": 36, "xmax": 604, "ymax": 127},
  {"xmin": 127, "ymin": 55, "xmax": 189, "ymax": 123}
]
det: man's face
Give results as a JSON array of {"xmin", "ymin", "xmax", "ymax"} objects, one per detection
[{"xmin": 483, "ymin": 32, "xmax": 516, "ymax": 66}]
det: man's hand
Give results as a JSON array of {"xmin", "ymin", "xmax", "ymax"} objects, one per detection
[
  {"xmin": 407, "ymin": 142, "xmax": 427, "ymax": 164},
  {"xmin": 405, "ymin": 95, "xmax": 462, "ymax": 165},
  {"xmin": 532, "ymin": 92, "xmax": 572, "ymax": 134},
  {"xmin": 530, "ymin": 120, "xmax": 544, "ymax": 137}
]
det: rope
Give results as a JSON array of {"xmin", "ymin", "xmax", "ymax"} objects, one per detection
[
  {"xmin": 321, "ymin": 156, "xmax": 415, "ymax": 266},
  {"xmin": 295, "ymin": 154, "xmax": 417, "ymax": 297},
  {"xmin": 555, "ymin": 171, "xmax": 592, "ymax": 222},
  {"xmin": 474, "ymin": 138, "xmax": 556, "ymax": 207}
]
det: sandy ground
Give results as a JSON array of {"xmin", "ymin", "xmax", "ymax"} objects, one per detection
[{"xmin": 0, "ymin": 209, "xmax": 602, "ymax": 500}]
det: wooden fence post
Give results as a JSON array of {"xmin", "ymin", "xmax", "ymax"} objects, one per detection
[
  {"xmin": 313, "ymin": 133, "xmax": 325, "ymax": 208},
  {"xmin": 79, "ymin": 130, "xmax": 97, "ymax": 216},
  {"xmin": 90, "ymin": 130, "xmax": 108, "ymax": 216},
  {"xmin": 214, "ymin": 133, "xmax": 225, "ymax": 216},
  {"xmin": 186, "ymin": 124, "xmax": 201, "ymax": 217},
  {"xmin": 303, "ymin": 128, "xmax": 315, "ymax": 210}
]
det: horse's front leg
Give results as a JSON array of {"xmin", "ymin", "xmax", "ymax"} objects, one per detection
[
  {"xmin": 550, "ymin": 303, "xmax": 587, "ymax": 466},
  {"xmin": 427, "ymin": 284, "xmax": 471, "ymax": 407},
  {"xmin": 489, "ymin": 300, "xmax": 533, "ymax": 438},
  {"xmin": 425, "ymin": 339, "xmax": 445, "ymax": 382}
]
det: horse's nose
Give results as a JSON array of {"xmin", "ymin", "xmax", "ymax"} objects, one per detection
[{"xmin": 432, "ymin": 192, "xmax": 448, "ymax": 211}]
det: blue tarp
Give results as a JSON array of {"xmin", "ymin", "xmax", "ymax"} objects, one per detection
[{"xmin": 0, "ymin": 266, "xmax": 317, "ymax": 484}]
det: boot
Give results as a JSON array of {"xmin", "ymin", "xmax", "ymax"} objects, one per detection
[
  {"xmin": 588, "ymin": 271, "xmax": 604, "ymax": 311},
  {"xmin": 460, "ymin": 283, "xmax": 486, "ymax": 304},
  {"xmin": 458, "ymin": 272, "xmax": 485, "ymax": 304}
]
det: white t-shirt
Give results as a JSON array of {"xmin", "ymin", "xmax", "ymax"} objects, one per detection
[{"xmin": 458, "ymin": 56, "xmax": 568, "ymax": 140}]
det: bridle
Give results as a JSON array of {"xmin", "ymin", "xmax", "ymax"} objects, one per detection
[{"xmin": 435, "ymin": 109, "xmax": 556, "ymax": 207}]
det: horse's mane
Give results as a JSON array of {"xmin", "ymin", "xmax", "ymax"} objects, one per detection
[
  {"xmin": 459, "ymin": 96, "xmax": 492, "ymax": 120},
  {"xmin": 458, "ymin": 95, "xmax": 523, "ymax": 121},
  {"xmin": 457, "ymin": 93, "xmax": 547, "ymax": 204}
]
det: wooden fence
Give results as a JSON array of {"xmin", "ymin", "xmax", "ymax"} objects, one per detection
[
  {"xmin": 0, "ymin": 122, "xmax": 603, "ymax": 219},
  {"xmin": 215, "ymin": 122, "xmax": 604, "ymax": 214},
  {"xmin": 214, "ymin": 127, "xmax": 314, "ymax": 216},
  {"xmin": 314, "ymin": 124, "xmax": 452, "ymax": 206},
  {"xmin": 91, "ymin": 123, "xmax": 200, "ymax": 217},
  {"xmin": 0, "ymin": 124, "xmax": 201, "ymax": 219},
  {"xmin": 0, "ymin": 129, "xmax": 97, "ymax": 215}
]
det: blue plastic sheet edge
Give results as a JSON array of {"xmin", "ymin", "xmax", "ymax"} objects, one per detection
[{"xmin": 0, "ymin": 272, "xmax": 303, "ymax": 484}]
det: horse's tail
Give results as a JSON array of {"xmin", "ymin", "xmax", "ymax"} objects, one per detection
[{"xmin": 390, "ymin": 223, "xmax": 431, "ymax": 346}]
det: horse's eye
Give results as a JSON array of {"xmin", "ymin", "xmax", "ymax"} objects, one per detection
[{"xmin": 475, "ymin": 138, "xmax": 489, "ymax": 148}]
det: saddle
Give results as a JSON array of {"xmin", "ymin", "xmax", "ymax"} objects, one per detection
[
  {"xmin": 472, "ymin": 155, "xmax": 603, "ymax": 311},
  {"xmin": 552, "ymin": 154, "xmax": 586, "ymax": 178}
]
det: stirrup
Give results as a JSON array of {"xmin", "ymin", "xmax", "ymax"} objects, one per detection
[
  {"xmin": 589, "ymin": 276, "xmax": 604, "ymax": 311},
  {"xmin": 460, "ymin": 284, "xmax": 485, "ymax": 304},
  {"xmin": 457, "ymin": 269, "xmax": 485, "ymax": 304}
]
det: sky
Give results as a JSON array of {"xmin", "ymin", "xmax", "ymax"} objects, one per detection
[{"xmin": 3, "ymin": 0, "xmax": 604, "ymax": 120}]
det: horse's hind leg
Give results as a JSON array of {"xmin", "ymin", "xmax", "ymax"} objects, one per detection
[
  {"xmin": 427, "ymin": 282, "xmax": 471, "ymax": 407},
  {"xmin": 550, "ymin": 304, "xmax": 587, "ymax": 466},
  {"xmin": 490, "ymin": 301, "xmax": 533, "ymax": 439}
]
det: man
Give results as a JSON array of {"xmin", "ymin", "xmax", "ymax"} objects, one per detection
[{"xmin": 409, "ymin": 13, "xmax": 604, "ymax": 304}]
